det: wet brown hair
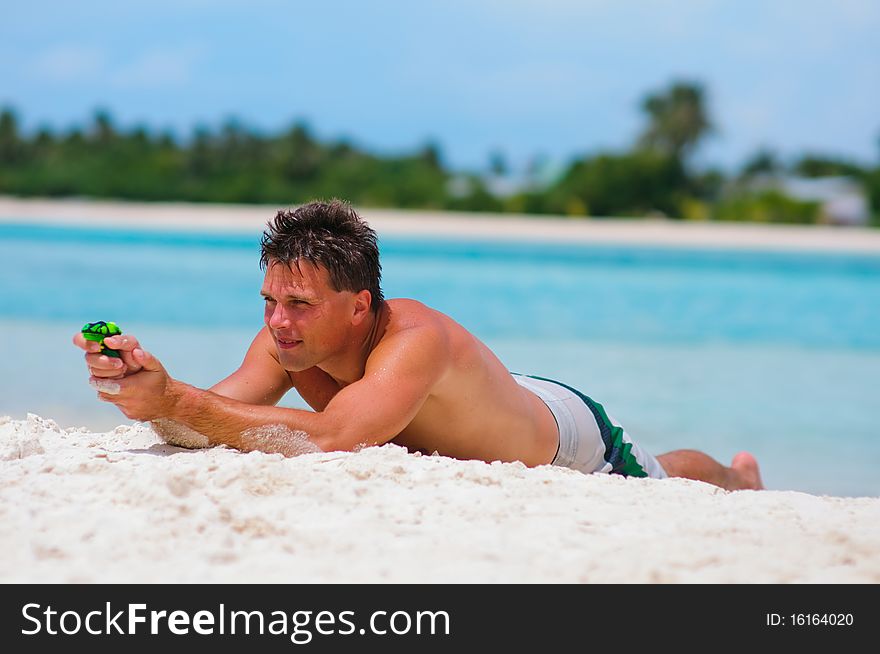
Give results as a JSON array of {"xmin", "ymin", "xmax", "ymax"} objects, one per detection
[{"xmin": 260, "ymin": 200, "xmax": 384, "ymax": 311}]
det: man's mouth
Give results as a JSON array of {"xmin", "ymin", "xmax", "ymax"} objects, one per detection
[{"xmin": 276, "ymin": 337, "xmax": 302, "ymax": 350}]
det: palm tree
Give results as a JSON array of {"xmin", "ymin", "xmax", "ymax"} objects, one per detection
[
  {"xmin": 0, "ymin": 107, "xmax": 23, "ymax": 164},
  {"xmin": 637, "ymin": 81, "xmax": 713, "ymax": 164}
]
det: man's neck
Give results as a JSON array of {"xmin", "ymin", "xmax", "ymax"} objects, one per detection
[{"xmin": 321, "ymin": 302, "xmax": 388, "ymax": 387}]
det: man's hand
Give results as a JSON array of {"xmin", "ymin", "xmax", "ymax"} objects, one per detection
[
  {"xmin": 73, "ymin": 332, "xmax": 146, "ymax": 379},
  {"xmin": 94, "ymin": 347, "xmax": 182, "ymax": 422}
]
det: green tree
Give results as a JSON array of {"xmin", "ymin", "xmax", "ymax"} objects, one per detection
[
  {"xmin": 90, "ymin": 109, "xmax": 117, "ymax": 145},
  {"xmin": 865, "ymin": 167, "xmax": 880, "ymax": 223},
  {"xmin": 488, "ymin": 149, "xmax": 508, "ymax": 176},
  {"xmin": 278, "ymin": 122, "xmax": 322, "ymax": 181},
  {"xmin": 741, "ymin": 148, "xmax": 781, "ymax": 178},
  {"xmin": 791, "ymin": 154, "xmax": 865, "ymax": 178},
  {"xmin": 637, "ymin": 81, "xmax": 712, "ymax": 164},
  {"xmin": 713, "ymin": 190, "xmax": 820, "ymax": 224},
  {"xmin": 547, "ymin": 150, "xmax": 687, "ymax": 217},
  {"xmin": 187, "ymin": 125, "xmax": 215, "ymax": 178},
  {"xmin": 0, "ymin": 108, "xmax": 22, "ymax": 164},
  {"xmin": 419, "ymin": 141, "xmax": 443, "ymax": 171}
]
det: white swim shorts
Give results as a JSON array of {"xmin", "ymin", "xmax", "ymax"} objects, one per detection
[{"xmin": 512, "ymin": 373, "xmax": 668, "ymax": 479}]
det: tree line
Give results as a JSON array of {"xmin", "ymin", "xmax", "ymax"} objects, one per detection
[{"xmin": 1, "ymin": 82, "xmax": 877, "ymax": 225}]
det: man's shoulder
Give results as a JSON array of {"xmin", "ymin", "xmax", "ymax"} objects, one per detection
[
  {"xmin": 384, "ymin": 298, "xmax": 449, "ymax": 337},
  {"xmin": 386, "ymin": 297, "xmax": 437, "ymax": 316},
  {"xmin": 372, "ymin": 300, "xmax": 451, "ymax": 363}
]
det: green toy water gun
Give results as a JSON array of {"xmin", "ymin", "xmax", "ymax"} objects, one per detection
[{"xmin": 81, "ymin": 321, "xmax": 123, "ymax": 358}]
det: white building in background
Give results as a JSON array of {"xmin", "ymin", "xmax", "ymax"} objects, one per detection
[{"xmin": 753, "ymin": 175, "xmax": 870, "ymax": 226}]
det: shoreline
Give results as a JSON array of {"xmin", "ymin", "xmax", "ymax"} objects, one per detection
[{"xmin": 2, "ymin": 195, "xmax": 880, "ymax": 254}]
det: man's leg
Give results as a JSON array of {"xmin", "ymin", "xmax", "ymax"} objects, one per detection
[{"xmin": 656, "ymin": 450, "xmax": 763, "ymax": 491}]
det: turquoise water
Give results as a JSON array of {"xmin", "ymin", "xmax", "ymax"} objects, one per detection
[{"xmin": 1, "ymin": 222, "xmax": 878, "ymax": 496}]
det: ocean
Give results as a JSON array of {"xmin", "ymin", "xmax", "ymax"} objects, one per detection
[{"xmin": 1, "ymin": 222, "xmax": 878, "ymax": 496}]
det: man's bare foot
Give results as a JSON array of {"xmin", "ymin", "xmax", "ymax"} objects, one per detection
[{"xmin": 730, "ymin": 452, "xmax": 764, "ymax": 490}]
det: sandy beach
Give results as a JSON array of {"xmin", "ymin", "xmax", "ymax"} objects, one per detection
[
  {"xmin": 3, "ymin": 414, "xmax": 879, "ymax": 583},
  {"xmin": 3, "ymin": 195, "xmax": 880, "ymax": 253},
  {"xmin": 2, "ymin": 196, "xmax": 879, "ymax": 583}
]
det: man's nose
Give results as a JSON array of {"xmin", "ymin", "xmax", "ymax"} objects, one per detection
[{"xmin": 267, "ymin": 303, "xmax": 290, "ymax": 328}]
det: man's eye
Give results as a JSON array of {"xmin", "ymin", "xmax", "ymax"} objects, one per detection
[{"xmin": 263, "ymin": 297, "xmax": 275, "ymax": 303}]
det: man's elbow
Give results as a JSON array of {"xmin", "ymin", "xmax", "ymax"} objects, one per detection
[
  {"xmin": 311, "ymin": 430, "xmax": 363, "ymax": 454},
  {"xmin": 312, "ymin": 422, "xmax": 392, "ymax": 454},
  {"xmin": 262, "ymin": 409, "xmax": 394, "ymax": 455},
  {"xmin": 238, "ymin": 423, "xmax": 326, "ymax": 457},
  {"xmin": 265, "ymin": 420, "xmax": 369, "ymax": 456},
  {"xmin": 297, "ymin": 409, "xmax": 364, "ymax": 453}
]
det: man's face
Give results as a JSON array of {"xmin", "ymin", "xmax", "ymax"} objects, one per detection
[{"xmin": 261, "ymin": 260, "xmax": 357, "ymax": 372}]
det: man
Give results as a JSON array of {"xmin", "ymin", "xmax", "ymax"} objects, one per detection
[{"xmin": 74, "ymin": 200, "xmax": 763, "ymax": 491}]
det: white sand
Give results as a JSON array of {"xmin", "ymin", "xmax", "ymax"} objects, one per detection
[
  {"xmin": 3, "ymin": 195, "xmax": 880, "ymax": 252},
  {"xmin": 2, "ymin": 414, "xmax": 878, "ymax": 583}
]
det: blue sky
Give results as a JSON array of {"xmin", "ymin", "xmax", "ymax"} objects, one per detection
[{"xmin": 2, "ymin": 0, "xmax": 878, "ymax": 173}]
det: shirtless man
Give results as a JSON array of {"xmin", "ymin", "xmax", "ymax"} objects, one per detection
[{"xmin": 74, "ymin": 200, "xmax": 763, "ymax": 491}]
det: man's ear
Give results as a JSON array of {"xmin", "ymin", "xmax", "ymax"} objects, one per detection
[{"xmin": 351, "ymin": 290, "xmax": 373, "ymax": 325}]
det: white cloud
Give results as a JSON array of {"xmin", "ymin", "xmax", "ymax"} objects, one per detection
[
  {"xmin": 31, "ymin": 45, "xmax": 105, "ymax": 82},
  {"xmin": 29, "ymin": 43, "xmax": 207, "ymax": 90},
  {"xmin": 110, "ymin": 45, "xmax": 208, "ymax": 89}
]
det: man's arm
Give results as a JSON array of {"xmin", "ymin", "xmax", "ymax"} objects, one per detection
[
  {"xmin": 104, "ymin": 326, "xmax": 449, "ymax": 455},
  {"xmin": 77, "ymin": 326, "xmax": 341, "ymax": 450},
  {"xmin": 150, "ymin": 327, "xmax": 294, "ymax": 449},
  {"xmin": 209, "ymin": 326, "xmax": 343, "ymax": 411},
  {"xmin": 208, "ymin": 326, "xmax": 294, "ymax": 405}
]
